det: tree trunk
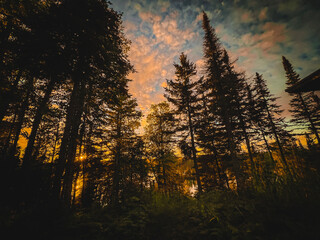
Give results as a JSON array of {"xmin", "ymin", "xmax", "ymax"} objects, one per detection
[
  {"xmin": 0, "ymin": 70, "xmax": 22, "ymax": 123},
  {"xmin": 22, "ymin": 77, "xmax": 56, "ymax": 169},
  {"xmin": 265, "ymin": 103, "xmax": 291, "ymax": 176},
  {"xmin": 111, "ymin": 141, "xmax": 121, "ymax": 205},
  {"xmin": 11, "ymin": 90, "xmax": 31, "ymax": 155},
  {"xmin": 9, "ymin": 76, "xmax": 33, "ymax": 157},
  {"xmin": 260, "ymin": 127, "xmax": 275, "ymax": 163},
  {"xmin": 61, "ymin": 81, "xmax": 86, "ymax": 207},
  {"xmin": 187, "ymin": 104, "xmax": 202, "ymax": 193},
  {"xmin": 298, "ymin": 93, "xmax": 320, "ymax": 144},
  {"xmin": 201, "ymin": 96, "xmax": 227, "ymax": 188},
  {"xmin": 236, "ymin": 102, "xmax": 257, "ymax": 182},
  {"xmin": 4, "ymin": 109, "xmax": 17, "ymax": 150},
  {"xmin": 224, "ymin": 113, "xmax": 242, "ymax": 189},
  {"xmin": 53, "ymin": 79, "xmax": 86, "ymax": 206},
  {"xmin": 211, "ymin": 141, "xmax": 230, "ymax": 188}
]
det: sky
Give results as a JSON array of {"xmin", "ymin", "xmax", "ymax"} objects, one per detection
[{"xmin": 111, "ymin": 0, "xmax": 320, "ymax": 116}]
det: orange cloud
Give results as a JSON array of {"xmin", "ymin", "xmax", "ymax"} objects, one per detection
[
  {"xmin": 123, "ymin": 11, "xmax": 199, "ymax": 113},
  {"xmin": 161, "ymin": 81, "xmax": 167, "ymax": 88},
  {"xmin": 241, "ymin": 11, "xmax": 253, "ymax": 23},
  {"xmin": 259, "ymin": 7, "xmax": 268, "ymax": 21},
  {"xmin": 139, "ymin": 11, "xmax": 162, "ymax": 22},
  {"xmin": 151, "ymin": 13, "xmax": 195, "ymax": 49},
  {"xmin": 239, "ymin": 22, "xmax": 286, "ymax": 53},
  {"xmin": 125, "ymin": 34, "xmax": 172, "ymax": 112}
]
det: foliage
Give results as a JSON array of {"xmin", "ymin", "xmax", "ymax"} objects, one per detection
[
  {"xmin": 4, "ymin": 177, "xmax": 320, "ymax": 240},
  {"xmin": 1, "ymin": 4, "xmax": 320, "ymax": 240}
]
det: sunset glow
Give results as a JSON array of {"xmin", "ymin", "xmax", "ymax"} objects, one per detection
[
  {"xmin": 1, "ymin": 1, "xmax": 320, "ymax": 238},
  {"xmin": 113, "ymin": 0, "xmax": 320, "ymax": 114}
]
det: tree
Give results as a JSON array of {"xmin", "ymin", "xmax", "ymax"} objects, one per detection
[
  {"xmin": 105, "ymin": 94, "xmax": 142, "ymax": 204},
  {"xmin": 144, "ymin": 102, "xmax": 177, "ymax": 192},
  {"xmin": 201, "ymin": 11, "xmax": 244, "ymax": 188},
  {"xmin": 246, "ymin": 83, "xmax": 275, "ymax": 163},
  {"xmin": 253, "ymin": 72, "xmax": 291, "ymax": 175},
  {"xmin": 51, "ymin": 0, "xmax": 133, "ymax": 206},
  {"xmin": 222, "ymin": 50, "xmax": 257, "ymax": 181},
  {"xmin": 282, "ymin": 56, "xmax": 320, "ymax": 144},
  {"xmin": 195, "ymin": 77, "xmax": 228, "ymax": 189},
  {"xmin": 165, "ymin": 52, "xmax": 203, "ymax": 193}
]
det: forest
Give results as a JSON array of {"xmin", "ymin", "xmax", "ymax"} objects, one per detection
[{"xmin": 1, "ymin": 1, "xmax": 320, "ymax": 239}]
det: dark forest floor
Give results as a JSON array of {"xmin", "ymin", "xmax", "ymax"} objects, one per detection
[{"xmin": 2, "ymin": 180, "xmax": 320, "ymax": 240}]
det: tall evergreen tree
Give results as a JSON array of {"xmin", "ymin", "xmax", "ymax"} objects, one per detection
[
  {"xmin": 144, "ymin": 102, "xmax": 176, "ymax": 192},
  {"xmin": 282, "ymin": 56, "xmax": 320, "ymax": 144},
  {"xmin": 105, "ymin": 94, "xmax": 142, "ymax": 204},
  {"xmin": 195, "ymin": 77, "xmax": 227, "ymax": 189},
  {"xmin": 51, "ymin": 0, "xmax": 133, "ymax": 206},
  {"xmin": 222, "ymin": 51, "xmax": 257, "ymax": 180},
  {"xmin": 246, "ymin": 83, "xmax": 275, "ymax": 163},
  {"xmin": 253, "ymin": 73, "xmax": 291, "ymax": 175},
  {"xmin": 164, "ymin": 52, "xmax": 202, "ymax": 193},
  {"xmin": 201, "ymin": 11, "xmax": 245, "ymax": 188}
]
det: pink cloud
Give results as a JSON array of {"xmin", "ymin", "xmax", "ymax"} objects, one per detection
[
  {"xmin": 241, "ymin": 33, "xmax": 254, "ymax": 45},
  {"xmin": 161, "ymin": 81, "xmax": 167, "ymax": 88},
  {"xmin": 239, "ymin": 22, "xmax": 287, "ymax": 53},
  {"xmin": 123, "ymin": 11, "xmax": 200, "ymax": 113},
  {"xmin": 125, "ymin": 33, "xmax": 175, "ymax": 112},
  {"xmin": 259, "ymin": 7, "xmax": 268, "ymax": 21},
  {"xmin": 241, "ymin": 11, "xmax": 253, "ymax": 23},
  {"xmin": 139, "ymin": 11, "xmax": 162, "ymax": 22},
  {"xmin": 151, "ymin": 13, "xmax": 195, "ymax": 49},
  {"xmin": 194, "ymin": 12, "xmax": 203, "ymax": 23}
]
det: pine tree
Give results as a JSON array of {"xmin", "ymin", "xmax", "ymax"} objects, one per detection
[
  {"xmin": 246, "ymin": 83, "xmax": 275, "ymax": 163},
  {"xmin": 105, "ymin": 93, "xmax": 142, "ymax": 204},
  {"xmin": 201, "ymin": 11, "xmax": 245, "ymax": 188},
  {"xmin": 144, "ymin": 102, "xmax": 176, "ymax": 192},
  {"xmin": 253, "ymin": 73, "xmax": 291, "ymax": 175},
  {"xmin": 222, "ymin": 50, "xmax": 257, "ymax": 181},
  {"xmin": 51, "ymin": 0, "xmax": 133, "ymax": 206},
  {"xmin": 164, "ymin": 52, "xmax": 202, "ymax": 193},
  {"xmin": 282, "ymin": 56, "xmax": 320, "ymax": 144},
  {"xmin": 195, "ymin": 77, "xmax": 227, "ymax": 188}
]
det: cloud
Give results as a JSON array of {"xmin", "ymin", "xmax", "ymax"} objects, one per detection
[
  {"xmin": 161, "ymin": 81, "xmax": 167, "ymax": 88},
  {"xmin": 112, "ymin": 0, "xmax": 320, "ymax": 121},
  {"xmin": 139, "ymin": 11, "xmax": 162, "ymax": 22},
  {"xmin": 139, "ymin": 11, "xmax": 196, "ymax": 50},
  {"xmin": 122, "ymin": 10, "xmax": 201, "ymax": 112},
  {"xmin": 258, "ymin": 7, "xmax": 268, "ymax": 21},
  {"xmin": 241, "ymin": 11, "xmax": 253, "ymax": 23}
]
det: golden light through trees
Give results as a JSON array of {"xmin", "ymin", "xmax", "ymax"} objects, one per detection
[{"xmin": 1, "ymin": 1, "xmax": 320, "ymax": 239}]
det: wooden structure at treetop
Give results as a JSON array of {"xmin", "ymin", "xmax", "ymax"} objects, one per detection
[{"xmin": 286, "ymin": 68, "xmax": 320, "ymax": 93}]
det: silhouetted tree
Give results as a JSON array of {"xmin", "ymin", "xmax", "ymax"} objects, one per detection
[
  {"xmin": 282, "ymin": 56, "xmax": 320, "ymax": 144},
  {"xmin": 253, "ymin": 72, "xmax": 291, "ymax": 175},
  {"xmin": 51, "ymin": 0, "xmax": 133, "ymax": 207},
  {"xmin": 165, "ymin": 52, "xmax": 203, "ymax": 193},
  {"xmin": 201, "ymin": 11, "xmax": 245, "ymax": 188},
  {"xmin": 222, "ymin": 50, "xmax": 257, "ymax": 181},
  {"xmin": 105, "ymin": 94, "xmax": 142, "ymax": 204},
  {"xmin": 144, "ymin": 102, "xmax": 177, "ymax": 192},
  {"xmin": 246, "ymin": 83, "xmax": 275, "ymax": 163}
]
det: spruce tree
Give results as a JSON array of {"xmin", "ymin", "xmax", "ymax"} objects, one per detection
[
  {"xmin": 144, "ymin": 102, "xmax": 176, "ymax": 192},
  {"xmin": 201, "ymin": 11, "xmax": 244, "ymax": 188},
  {"xmin": 164, "ymin": 52, "xmax": 202, "ymax": 193},
  {"xmin": 105, "ymin": 93, "xmax": 142, "ymax": 204},
  {"xmin": 246, "ymin": 83, "xmax": 275, "ymax": 163},
  {"xmin": 222, "ymin": 50, "xmax": 257, "ymax": 180},
  {"xmin": 253, "ymin": 73, "xmax": 291, "ymax": 175},
  {"xmin": 195, "ymin": 76, "xmax": 227, "ymax": 189},
  {"xmin": 282, "ymin": 56, "xmax": 320, "ymax": 144},
  {"xmin": 52, "ymin": 0, "xmax": 133, "ymax": 206}
]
